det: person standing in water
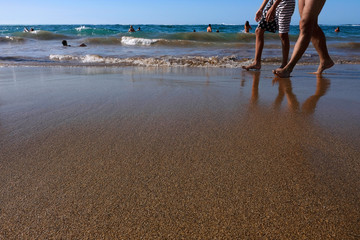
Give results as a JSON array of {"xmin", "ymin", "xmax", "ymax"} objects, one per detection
[
  {"xmin": 207, "ymin": 24, "xmax": 212, "ymax": 32},
  {"xmin": 242, "ymin": 0, "xmax": 295, "ymax": 71},
  {"xmin": 244, "ymin": 21, "xmax": 252, "ymax": 33},
  {"xmin": 273, "ymin": 0, "xmax": 334, "ymax": 77},
  {"xmin": 128, "ymin": 25, "xmax": 135, "ymax": 32}
]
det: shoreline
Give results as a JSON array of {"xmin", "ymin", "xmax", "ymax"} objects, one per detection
[{"xmin": 1, "ymin": 58, "xmax": 360, "ymax": 68}]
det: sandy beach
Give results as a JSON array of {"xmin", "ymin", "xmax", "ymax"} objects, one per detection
[{"xmin": 0, "ymin": 65, "xmax": 359, "ymax": 239}]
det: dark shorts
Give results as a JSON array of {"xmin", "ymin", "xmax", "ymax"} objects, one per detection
[
  {"xmin": 257, "ymin": 0, "xmax": 295, "ymax": 33},
  {"xmin": 257, "ymin": 0, "xmax": 278, "ymax": 33}
]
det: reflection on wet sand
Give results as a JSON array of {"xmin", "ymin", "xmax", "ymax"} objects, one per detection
[
  {"xmin": 272, "ymin": 75, "xmax": 330, "ymax": 114},
  {"xmin": 243, "ymin": 70, "xmax": 330, "ymax": 115},
  {"xmin": 250, "ymin": 72, "xmax": 260, "ymax": 106},
  {"xmin": 273, "ymin": 77, "xmax": 300, "ymax": 112},
  {"xmin": 301, "ymin": 76, "xmax": 331, "ymax": 114},
  {"xmin": 241, "ymin": 71, "xmax": 261, "ymax": 109}
]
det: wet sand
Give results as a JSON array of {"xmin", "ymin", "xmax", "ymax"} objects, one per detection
[{"xmin": 0, "ymin": 65, "xmax": 359, "ymax": 239}]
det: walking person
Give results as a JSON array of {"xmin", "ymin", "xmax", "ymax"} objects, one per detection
[
  {"xmin": 273, "ymin": 0, "xmax": 334, "ymax": 77},
  {"xmin": 243, "ymin": 0, "xmax": 295, "ymax": 71}
]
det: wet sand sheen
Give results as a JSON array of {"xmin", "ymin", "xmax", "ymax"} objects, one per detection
[{"xmin": 0, "ymin": 66, "xmax": 359, "ymax": 239}]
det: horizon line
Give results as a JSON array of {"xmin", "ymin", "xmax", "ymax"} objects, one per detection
[{"xmin": 0, "ymin": 23, "xmax": 358, "ymax": 26}]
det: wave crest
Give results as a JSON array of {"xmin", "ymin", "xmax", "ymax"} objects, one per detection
[
  {"xmin": 75, "ymin": 26, "xmax": 91, "ymax": 31},
  {"xmin": 121, "ymin": 36, "xmax": 159, "ymax": 46},
  {"xmin": 14, "ymin": 30, "xmax": 71, "ymax": 40}
]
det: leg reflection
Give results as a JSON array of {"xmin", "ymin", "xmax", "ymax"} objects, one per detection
[
  {"xmin": 302, "ymin": 75, "xmax": 330, "ymax": 114},
  {"xmin": 273, "ymin": 77, "xmax": 300, "ymax": 112},
  {"xmin": 273, "ymin": 78, "xmax": 285, "ymax": 110},
  {"xmin": 247, "ymin": 71, "xmax": 261, "ymax": 106}
]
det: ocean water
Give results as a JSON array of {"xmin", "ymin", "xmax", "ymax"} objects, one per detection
[{"xmin": 0, "ymin": 24, "xmax": 359, "ymax": 67}]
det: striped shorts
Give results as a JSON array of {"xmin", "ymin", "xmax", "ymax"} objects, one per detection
[{"xmin": 258, "ymin": 0, "xmax": 295, "ymax": 34}]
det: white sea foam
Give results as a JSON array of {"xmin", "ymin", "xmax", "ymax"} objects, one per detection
[
  {"xmin": 121, "ymin": 37, "xmax": 159, "ymax": 46},
  {"xmin": 50, "ymin": 54, "xmax": 81, "ymax": 61},
  {"xmin": 76, "ymin": 26, "xmax": 91, "ymax": 31},
  {"xmin": 49, "ymin": 54, "xmax": 245, "ymax": 68}
]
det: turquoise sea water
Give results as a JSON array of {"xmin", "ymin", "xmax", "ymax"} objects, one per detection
[{"xmin": 0, "ymin": 24, "xmax": 359, "ymax": 67}]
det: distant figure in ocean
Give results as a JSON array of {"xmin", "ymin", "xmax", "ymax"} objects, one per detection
[
  {"xmin": 207, "ymin": 24, "xmax": 212, "ymax": 32},
  {"xmin": 273, "ymin": 0, "xmax": 334, "ymax": 77},
  {"xmin": 24, "ymin": 27, "xmax": 35, "ymax": 32},
  {"xmin": 216, "ymin": 29, "xmax": 219, "ymax": 33},
  {"xmin": 62, "ymin": 40, "xmax": 70, "ymax": 47},
  {"xmin": 335, "ymin": 27, "xmax": 340, "ymax": 32},
  {"xmin": 244, "ymin": 21, "xmax": 252, "ymax": 33},
  {"xmin": 62, "ymin": 40, "xmax": 87, "ymax": 47},
  {"xmin": 243, "ymin": 0, "xmax": 295, "ymax": 71},
  {"xmin": 137, "ymin": 27, "xmax": 141, "ymax": 31},
  {"xmin": 193, "ymin": 29, "xmax": 196, "ymax": 32},
  {"xmin": 128, "ymin": 25, "xmax": 135, "ymax": 32}
]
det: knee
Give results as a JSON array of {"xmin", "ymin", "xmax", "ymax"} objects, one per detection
[
  {"xmin": 255, "ymin": 28, "xmax": 264, "ymax": 37},
  {"xmin": 299, "ymin": 18, "xmax": 315, "ymax": 35},
  {"xmin": 279, "ymin": 33, "xmax": 289, "ymax": 41}
]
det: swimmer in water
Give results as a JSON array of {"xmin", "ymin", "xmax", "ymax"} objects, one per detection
[
  {"xmin": 128, "ymin": 25, "xmax": 135, "ymax": 32},
  {"xmin": 244, "ymin": 21, "xmax": 252, "ymax": 33},
  {"xmin": 62, "ymin": 40, "xmax": 87, "ymax": 47}
]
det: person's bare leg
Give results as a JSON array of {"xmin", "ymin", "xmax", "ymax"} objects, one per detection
[
  {"xmin": 274, "ymin": 0, "xmax": 328, "ymax": 78},
  {"xmin": 279, "ymin": 33, "xmax": 290, "ymax": 68},
  {"xmin": 243, "ymin": 28, "xmax": 265, "ymax": 70},
  {"xmin": 311, "ymin": 23, "xmax": 334, "ymax": 74}
]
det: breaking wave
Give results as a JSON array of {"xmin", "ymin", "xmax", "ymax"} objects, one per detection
[
  {"xmin": 84, "ymin": 36, "xmax": 248, "ymax": 48},
  {"xmin": 121, "ymin": 32, "xmax": 292, "ymax": 43},
  {"xmin": 14, "ymin": 30, "xmax": 72, "ymax": 40},
  {"xmin": 75, "ymin": 26, "xmax": 91, "ymax": 31},
  {"xmin": 120, "ymin": 36, "xmax": 159, "ymax": 46}
]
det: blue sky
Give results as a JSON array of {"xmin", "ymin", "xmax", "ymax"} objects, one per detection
[{"xmin": 0, "ymin": 0, "xmax": 358, "ymax": 25}]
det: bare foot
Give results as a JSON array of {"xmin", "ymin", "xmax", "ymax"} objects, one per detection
[
  {"xmin": 242, "ymin": 63, "xmax": 261, "ymax": 71},
  {"xmin": 273, "ymin": 68, "xmax": 292, "ymax": 78},
  {"xmin": 315, "ymin": 59, "xmax": 334, "ymax": 74},
  {"xmin": 272, "ymin": 65, "xmax": 286, "ymax": 75}
]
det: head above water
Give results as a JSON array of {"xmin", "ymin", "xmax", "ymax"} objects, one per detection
[{"xmin": 62, "ymin": 40, "xmax": 68, "ymax": 46}]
